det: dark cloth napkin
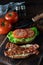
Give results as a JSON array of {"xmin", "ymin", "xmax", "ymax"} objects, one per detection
[{"xmin": 0, "ymin": 2, "xmax": 25, "ymax": 16}]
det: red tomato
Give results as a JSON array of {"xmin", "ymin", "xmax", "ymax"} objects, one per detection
[
  {"xmin": 25, "ymin": 28, "xmax": 34, "ymax": 38},
  {"xmin": 0, "ymin": 18, "xmax": 12, "ymax": 34},
  {"xmin": 5, "ymin": 12, "xmax": 18, "ymax": 24},
  {"xmin": 13, "ymin": 29, "xmax": 28, "ymax": 38}
]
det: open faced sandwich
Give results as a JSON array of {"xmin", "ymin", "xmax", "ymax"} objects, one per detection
[
  {"xmin": 4, "ymin": 27, "xmax": 39, "ymax": 59},
  {"xmin": 7, "ymin": 27, "xmax": 39, "ymax": 44}
]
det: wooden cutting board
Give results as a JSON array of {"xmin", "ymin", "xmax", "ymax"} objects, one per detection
[{"xmin": 0, "ymin": 35, "xmax": 6, "ymax": 45}]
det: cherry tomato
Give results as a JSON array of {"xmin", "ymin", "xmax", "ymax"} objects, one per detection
[
  {"xmin": 0, "ymin": 18, "xmax": 12, "ymax": 34},
  {"xmin": 25, "ymin": 28, "xmax": 34, "ymax": 38},
  {"xmin": 13, "ymin": 29, "xmax": 28, "ymax": 38},
  {"xmin": 5, "ymin": 12, "xmax": 18, "ymax": 24}
]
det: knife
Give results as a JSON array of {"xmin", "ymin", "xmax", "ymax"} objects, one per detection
[{"xmin": 15, "ymin": 13, "xmax": 43, "ymax": 28}]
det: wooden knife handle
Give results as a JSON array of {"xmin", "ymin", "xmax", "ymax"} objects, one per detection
[{"xmin": 32, "ymin": 13, "xmax": 43, "ymax": 22}]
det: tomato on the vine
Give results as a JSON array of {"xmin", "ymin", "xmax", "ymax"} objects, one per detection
[
  {"xmin": 5, "ymin": 12, "xmax": 18, "ymax": 24},
  {"xmin": 0, "ymin": 18, "xmax": 12, "ymax": 34}
]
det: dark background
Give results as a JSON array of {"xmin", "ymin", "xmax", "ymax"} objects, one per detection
[{"xmin": 0, "ymin": 0, "xmax": 43, "ymax": 4}]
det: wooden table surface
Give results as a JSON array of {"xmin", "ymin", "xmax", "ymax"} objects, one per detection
[{"xmin": 0, "ymin": 35, "xmax": 6, "ymax": 44}]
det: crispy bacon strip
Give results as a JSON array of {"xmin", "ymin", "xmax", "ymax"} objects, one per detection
[{"xmin": 4, "ymin": 42, "xmax": 39, "ymax": 58}]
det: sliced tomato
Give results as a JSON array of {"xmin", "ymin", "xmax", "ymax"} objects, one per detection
[
  {"xmin": 13, "ymin": 29, "xmax": 28, "ymax": 38},
  {"xmin": 25, "ymin": 28, "xmax": 34, "ymax": 38}
]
